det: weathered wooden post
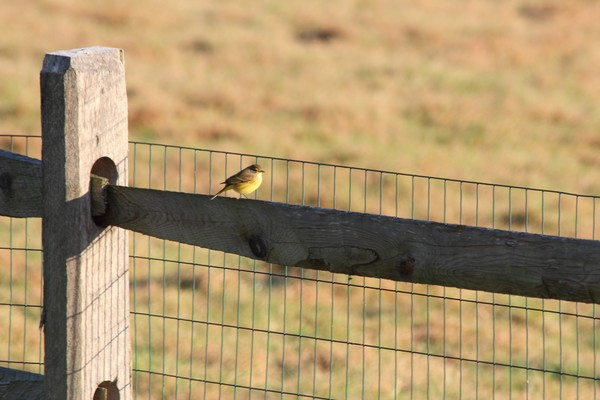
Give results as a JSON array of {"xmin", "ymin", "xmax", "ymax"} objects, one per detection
[{"xmin": 40, "ymin": 47, "xmax": 130, "ymax": 399}]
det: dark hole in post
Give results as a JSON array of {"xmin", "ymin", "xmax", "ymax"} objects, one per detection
[
  {"xmin": 93, "ymin": 380, "xmax": 120, "ymax": 400},
  {"xmin": 90, "ymin": 157, "xmax": 118, "ymax": 227}
]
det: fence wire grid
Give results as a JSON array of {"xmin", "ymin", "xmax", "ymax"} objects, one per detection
[{"xmin": 0, "ymin": 134, "xmax": 599, "ymax": 399}]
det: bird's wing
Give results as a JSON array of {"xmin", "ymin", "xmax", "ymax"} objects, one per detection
[{"xmin": 226, "ymin": 169, "xmax": 253, "ymax": 184}]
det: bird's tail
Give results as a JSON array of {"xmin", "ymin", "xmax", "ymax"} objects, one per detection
[{"xmin": 210, "ymin": 187, "xmax": 226, "ymax": 200}]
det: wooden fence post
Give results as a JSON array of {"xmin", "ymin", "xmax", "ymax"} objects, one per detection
[{"xmin": 40, "ymin": 47, "xmax": 130, "ymax": 399}]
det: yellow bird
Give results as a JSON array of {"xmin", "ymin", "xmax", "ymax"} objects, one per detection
[{"xmin": 211, "ymin": 164, "xmax": 265, "ymax": 200}]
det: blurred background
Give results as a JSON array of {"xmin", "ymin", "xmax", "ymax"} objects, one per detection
[
  {"xmin": 1, "ymin": 1, "xmax": 600, "ymax": 398},
  {"xmin": 1, "ymin": 0, "xmax": 599, "ymax": 194}
]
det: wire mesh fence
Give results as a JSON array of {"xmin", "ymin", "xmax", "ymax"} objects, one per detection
[
  {"xmin": 1, "ymin": 134, "xmax": 599, "ymax": 398},
  {"xmin": 128, "ymin": 141, "xmax": 600, "ymax": 399},
  {"xmin": 0, "ymin": 135, "xmax": 44, "ymax": 378}
]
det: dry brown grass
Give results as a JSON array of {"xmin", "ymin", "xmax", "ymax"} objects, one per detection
[
  {"xmin": 2, "ymin": 0, "xmax": 600, "ymax": 398},
  {"xmin": 2, "ymin": 0, "xmax": 600, "ymax": 192}
]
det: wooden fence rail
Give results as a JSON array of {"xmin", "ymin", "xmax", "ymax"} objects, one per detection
[
  {"xmin": 2, "ymin": 148, "xmax": 600, "ymax": 305},
  {"xmin": 1, "ymin": 46, "xmax": 600, "ymax": 399}
]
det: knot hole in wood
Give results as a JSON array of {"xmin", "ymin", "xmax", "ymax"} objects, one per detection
[
  {"xmin": 0, "ymin": 171, "xmax": 13, "ymax": 197},
  {"xmin": 248, "ymin": 235, "xmax": 268, "ymax": 259},
  {"xmin": 398, "ymin": 256, "xmax": 416, "ymax": 277}
]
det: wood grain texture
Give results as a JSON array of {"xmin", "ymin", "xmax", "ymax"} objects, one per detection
[
  {"xmin": 0, "ymin": 366, "xmax": 44, "ymax": 400},
  {"xmin": 0, "ymin": 149, "xmax": 42, "ymax": 217},
  {"xmin": 100, "ymin": 185, "xmax": 600, "ymax": 304},
  {"xmin": 41, "ymin": 47, "xmax": 130, "ymax": 399}
]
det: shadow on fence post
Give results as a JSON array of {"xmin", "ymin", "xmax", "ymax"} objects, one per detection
[{"xmin": 40, "ymin": 47, "xmax": 131, "ymax": 400}]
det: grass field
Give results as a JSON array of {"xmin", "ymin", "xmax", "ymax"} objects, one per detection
[
  {"xmin": 2, "ymin": 0, "xmax": 600, "ymax": 193},
  {"xmin": 1, "ymin": 0, "xmax": 600, "ymax": 398}
]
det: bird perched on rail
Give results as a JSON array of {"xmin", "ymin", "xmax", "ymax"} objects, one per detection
[{"xmin": 211, "ymin": 164, "xmax": 265, "ymax": 200}]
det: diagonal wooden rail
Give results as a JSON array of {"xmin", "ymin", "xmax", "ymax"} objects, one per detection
[{"xmin": 2, "ymin": 149, "xmax": 600, "ymax": 304}]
